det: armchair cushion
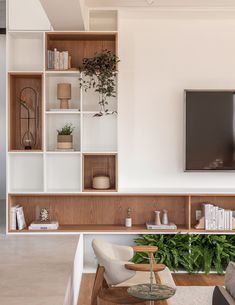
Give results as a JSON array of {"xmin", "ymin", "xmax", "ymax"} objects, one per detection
[{"xmin": 92, "ymin": 239, "xmax": 136, "ymax": 285}]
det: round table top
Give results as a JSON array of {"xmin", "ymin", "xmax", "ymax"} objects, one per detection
[{"xmin": 127, "ymin": 284, "xmax": 176, "ymax": 301}]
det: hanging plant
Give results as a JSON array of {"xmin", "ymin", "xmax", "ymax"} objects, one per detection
[{"xmin": 79, "ymin": 50, "xmax": 120, "ymax": 117}]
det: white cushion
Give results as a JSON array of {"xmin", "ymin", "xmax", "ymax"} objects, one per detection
[
  {"xmin": 169, "ymin": 286, "xmax": 214, "ymax": 305},
  {"xmin": 158, "ymin": 267, "xmax": 176, "ymax": 289},
  {"xmin": 225, "ymin": 261, "xmax": 235, "ymax": 299},
  {"xmin": 115, "ymin": 271, "xmax": 154, "ymax": 287}
]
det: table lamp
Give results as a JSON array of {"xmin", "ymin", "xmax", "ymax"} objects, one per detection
[{"xmin": 57, "ymin": 83, "xmax": 71, "ymax": 109}]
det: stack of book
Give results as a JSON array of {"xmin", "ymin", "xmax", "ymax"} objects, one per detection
[
  {"xmin": 28, "ymin": 221, "xmax": 59, "ymax": 230},
  {"xmin": 204, "ymin": 203, "xmax": 234, "ymax": 230},
  {"xmin": 10, "ymin": 205, "xmax": 26, "ymax": 230},
  {"xmin": 47, "ymin": 48, "xmax": 72, "ymax": 70},
  {"xmin": 146, "ymin": 222, "xmax": 177, "ymax": 230}
]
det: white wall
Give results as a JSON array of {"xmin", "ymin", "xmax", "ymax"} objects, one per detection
[
  {"xmin": 8, "ymin": 0, "xmax": 50, "ymax": 30},
  {"xmin": 118, "ymin": 10, "xmax": 235, "ymax": 190},
  {"xmin": 0, "ymin": 35, "xmax": 6, "ymax": 199}
]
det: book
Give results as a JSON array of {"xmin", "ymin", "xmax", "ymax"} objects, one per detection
[
  {"xmin": 10, "ymin": 205, "xmax": 19, "ymax": 230},
  {"xmin": 29, "ymin": 221, "xmax": 59, "ymax": 230},
  {"xmin": 16, "ymin": 206, "xmax": 26, "ymax": 230},
  {"xmin": 146, "ymin": 222, "xmax": 177, "ymax": 230},
  {"xmin": 63, "ymin": 51, "xmax": 69, "ymax": 70}
]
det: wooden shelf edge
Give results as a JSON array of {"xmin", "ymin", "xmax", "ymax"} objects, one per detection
[{"xmin": 9, "ymin": 224, "xmax": 191, "ymax": 233}]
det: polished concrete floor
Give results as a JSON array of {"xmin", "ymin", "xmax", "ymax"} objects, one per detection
[{"xmin": 0, "ymin": 199, "xmax": 6, "ymax": 234}]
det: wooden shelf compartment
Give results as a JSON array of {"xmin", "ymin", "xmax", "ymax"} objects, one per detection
[
  {"xmin": 8, "ymin": 194, "xmax": 189, "ymax": 232},
  {"xmin": 83, "ymin": 154, "xmax": 117, "ymax": 192},
  {"xmin": 9, "ymin": 73, "xmax": 43, "ymax": 151},
  {"xmin": 45, "ymin": 73, "xmax": 81, "ymax": 111},
  {"xmin": 45, "ymin": 32, "xmax": 117, "ymax": 71},
  {"xmin": 191, "ymin": 195, "xmax": 235, "ymax": 229}
]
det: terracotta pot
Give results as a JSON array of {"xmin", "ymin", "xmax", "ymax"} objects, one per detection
[{"xmin": 57, "ymin": 135, "xmax": 73, "ymax": 149}]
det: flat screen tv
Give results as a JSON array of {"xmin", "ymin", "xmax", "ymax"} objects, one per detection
[{"xmin": 185, "ymin": 90, "xmax": 235, "ymax": 171}]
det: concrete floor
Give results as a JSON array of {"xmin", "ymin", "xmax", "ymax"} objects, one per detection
[{"xmin": 0, "ymin": 199, "xmax": 6, "ymax": 234}]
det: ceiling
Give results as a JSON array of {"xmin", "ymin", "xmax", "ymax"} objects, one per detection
[{"xmin": 85, "ymin": 0, "xmax": 235, "ymax": 8}]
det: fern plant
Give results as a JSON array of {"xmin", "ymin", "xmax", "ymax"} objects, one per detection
[{"xmin": 133, "ymin": 234, "xmax": 235, "ymax": 274}]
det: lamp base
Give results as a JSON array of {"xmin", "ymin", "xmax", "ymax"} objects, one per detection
[{"xmin": 60, "ymin": 99, "xmax": 69, "ymax": 109}]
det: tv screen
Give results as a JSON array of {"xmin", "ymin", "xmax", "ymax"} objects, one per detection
[{"xmin": 185, "ymin": 90, "xmax": 235, "ymax": 171}]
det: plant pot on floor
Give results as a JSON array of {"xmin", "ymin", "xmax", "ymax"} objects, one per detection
[{"xmin": 57, "ymin": 135, "xmax": 73, "ymax": 149}]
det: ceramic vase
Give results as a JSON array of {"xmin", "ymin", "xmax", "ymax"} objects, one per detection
[
  {"xmin": 154, "ymin": 210, "xmax": 161, "ymax": 225},
  {"xmin": 162, "ymin": 209, "xmax": 169, "ymax": 225}
]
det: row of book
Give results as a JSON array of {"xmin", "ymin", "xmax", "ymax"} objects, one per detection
[
  {"xmin": 10, "ymin": 205, "xmax": 59, "ymax": 231},
  {"xmin": 47, "ymin": 48, "xmax": 72, "ymax": 70},
  {"xmin": 204, "ymin": 203, "xmax": 234, "ymax": 230},
  {"xmin": 10, "ymin": 205, "xmax": 26, "ymax": 230}
]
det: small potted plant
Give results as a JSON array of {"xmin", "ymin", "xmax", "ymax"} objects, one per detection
[
  {"xmin": 57, "ymin": 123, "xmax": 75, "ymax": 150},
  {"xmin": 79, "ymin": 49, "xmax": 120, "ymax": 116}
]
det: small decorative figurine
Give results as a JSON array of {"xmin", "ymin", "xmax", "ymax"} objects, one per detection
[
  {"xmin": 125, "ymin": 207, "xmax": 132, "ymax": 227},
  {"xmin": 195, "ymin": 216, "xmax": 205, "ymax": 229},
  {"xmin": 40, "ymin": 208, "xmax": 49, "ymax": 222},
  {"xmin": 162, "ymin": 209, "xmax": 169, "ymax": 225},
  {"xmin": 154, "ymin": 210, "xmax": 161, "ymax": 225}
]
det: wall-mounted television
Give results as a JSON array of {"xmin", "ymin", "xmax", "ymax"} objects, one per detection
[{"xmin": 185, "ymin": 90, "xmax": 235, "ymax": 171}]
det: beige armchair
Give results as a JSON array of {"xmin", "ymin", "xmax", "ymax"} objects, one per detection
[{"xmin": 91, "ymin": 239, "xmax": 175, "ymax": 305}]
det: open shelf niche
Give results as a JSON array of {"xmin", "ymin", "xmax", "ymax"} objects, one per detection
[
  {"xmin": 8, "ymin": 194, "xmax": 189, "ymax": 232},
  {"xmin": 45, "ymin": 32, "xmax": 117, "ymax": 71},
  {"xmin": 46, "ymin": 153, "xmax": 81, "ymax": 192},
  {"xmin": 46, "ymin": 113, "xmax": 81, "ymax": 152},
  {"xmin": 83, "ymin": 154, "xmax": 117, "ymax": 191},
  {"xmin": 8, "ymin": 154, "xmax": 44, "ymax": 193},
  {"xmin": 82, "ymin": 114, "xmax": 117, "ymax": 152},
  {"xmin": 45, "ymin": 72, "xmax": 80, "ymax": 111},
  {"xmin": 8, "ymin": 193, "xmax": 235, "ymax": 233},
  {"xmin": 9, "ymin": 73, "xmax": 43, "ymax": 151},
  {"xmin": 8, "ymin": 32, "xmax": 44, "ymax": 71}
]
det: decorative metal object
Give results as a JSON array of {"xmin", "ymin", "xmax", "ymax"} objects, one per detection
[
  {"xmin": 127, "ymin": 255, "xmax": 175, "ymax": 305},
  {"xmin": 40, "ymin": 208, "xmax": 49, "ymax": 222},
  {"xmin": 18, "ymin": 87, "xmax": 39, "ymax": 150}
]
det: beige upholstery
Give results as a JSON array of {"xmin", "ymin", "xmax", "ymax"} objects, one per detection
[
  {"xmin": 92, "ymin": 239, "xmax": 176, "ymax": 290},
  {"xmin": 92, "ymin": 239, "xmax": 136, "ymax": 285}
]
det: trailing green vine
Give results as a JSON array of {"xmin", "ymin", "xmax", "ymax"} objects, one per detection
[{"xmin": 133, "ymin": 234, "xmax": 235, "ymax": 274}]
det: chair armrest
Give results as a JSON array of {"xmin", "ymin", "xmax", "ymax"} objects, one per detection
[
  {"xmin": 125, "ymin": 263, "xmax": 165, "ymax": 272},
  {"xmin": 213, "ymin": 286, "xmax": 235, "ymax": 305},
  {"xmin": 132, "ymin": 246, "xmax": 158, "ymax": 253}
]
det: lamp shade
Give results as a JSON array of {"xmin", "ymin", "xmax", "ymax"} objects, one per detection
[{"xmin": 57, "ymin": 83, "xmax": 71, "ymax": 99}]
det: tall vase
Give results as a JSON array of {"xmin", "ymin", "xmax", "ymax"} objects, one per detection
[
  {"xmin": 154, "ymin": 210, "xmax": 161, "ymax": 225},
  {"xmin": 162, "ymin": 209, "xmax": 169, "ymax": 225}
]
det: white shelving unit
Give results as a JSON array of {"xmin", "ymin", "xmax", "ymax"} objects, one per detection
[
  {"xmin": 8, "ymin": 32, "xmax": 44, "ymax": 71},
  {"xmin": 7, "ymin": 31, "xmax": 118, "ymax": 196}
]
